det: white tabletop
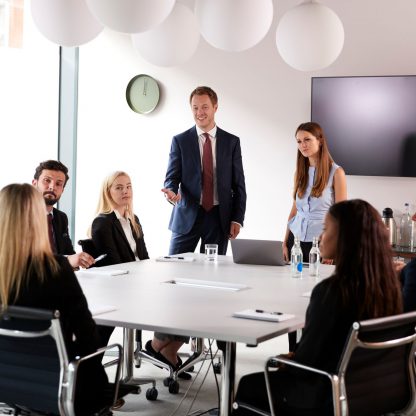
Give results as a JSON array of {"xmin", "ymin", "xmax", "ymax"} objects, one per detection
[{"xmin": 78, "ymin": 254, "xmax": 334, "ymax": 346}]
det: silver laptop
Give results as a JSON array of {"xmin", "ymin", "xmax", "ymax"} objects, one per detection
[{"xmin": 231, "ymin": 239, "xmax": 287, "ymax": 266}]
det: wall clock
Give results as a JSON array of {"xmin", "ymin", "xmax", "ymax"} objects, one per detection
[{"xmin": 126, "ymin": 74, "xmax": 160, "ymax": 114}]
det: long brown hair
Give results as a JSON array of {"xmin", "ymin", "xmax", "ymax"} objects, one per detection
[
  {"xmin": 0, "ymin": 184, "xmax": 58, "ymax": 308},
  {"xmin": 293, "ymin": 122, "xmax": 334, "ymax": 199},
  {"xmin": 328, "ymin": 199, "xmax": 402, "ymax": 319}
]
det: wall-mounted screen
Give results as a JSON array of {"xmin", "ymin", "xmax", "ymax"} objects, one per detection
[{"xmin": 311, "ymin": 75, "xmax": 416, "ymax": 177}]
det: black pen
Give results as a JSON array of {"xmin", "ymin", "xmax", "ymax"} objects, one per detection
[
  {"xmin": 164, "ymin": 256, "xmax": 185, "ymax": 260},
  {"xmin": 255, "ymin": 309, "xmax": 283, "ymax": 315}
]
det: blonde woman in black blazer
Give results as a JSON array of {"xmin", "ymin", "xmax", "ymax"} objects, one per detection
[
  {"xmin": 90, "ymin": 171, "xmax": 149, "ymax": 349},
  {"xmin": 91, "ymin": 171, "xmax": 192, "ymax": 379},
  {"xmin": 91, "ymin": 171, "xmax": 149, "ymax": 266}
]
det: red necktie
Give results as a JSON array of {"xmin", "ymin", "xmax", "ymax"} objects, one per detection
[
  {"xmin": 47, "ymin": 213, "xmax": 57, "ymax": 253},
  {"xmin": 202, "ymin": 133, "xmax": 214, "ymax": 212}
]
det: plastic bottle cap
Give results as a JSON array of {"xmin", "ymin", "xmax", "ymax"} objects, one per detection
[{"xmin": 382, "ymin": 208, "xmax": 393, "ymax": 218}]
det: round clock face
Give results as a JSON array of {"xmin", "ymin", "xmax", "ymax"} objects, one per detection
[{"xmin": 126, "ymin": 74, "xmax": 160, "ymax": 114}]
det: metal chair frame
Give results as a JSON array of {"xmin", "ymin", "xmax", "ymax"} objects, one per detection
[
  {"xmin": 78, "ymin": 238, "xmax": 208, "ymax": 394},
  {"xmin": 0, "ymin": 306, "xmax": 122, "ymax": 416},
  {"xmin": 263, "ymin": 312, "xmax": 416, "ymax": 416}
]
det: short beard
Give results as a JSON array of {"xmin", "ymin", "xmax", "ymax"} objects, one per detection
[{"xmin": 44, "ymin": 196, "xmax": 58, "ymax": 206}]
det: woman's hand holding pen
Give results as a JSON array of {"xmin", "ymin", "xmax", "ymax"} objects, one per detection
[{"xmin": 161, "ymin": 188, "xmax": 181, "ymax": 205}]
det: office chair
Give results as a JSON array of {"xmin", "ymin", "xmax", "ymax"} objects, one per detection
[
  {"xmin": 77, "ymin": 238, "xmax": 159, "ymax": 399},
  {"xmin": 78, "ymin": 238, "xmax": 203, "ymax": 394},
  {"xmin": 233, "ymin": 311, "xmax": 416, "ymax": 416},
  {"xmin": 78, "ymin": 238, "xmax": 99, "ymax": 260},
  {"xmin": 0, "ymin": 306, "xmax": 128, "ymax": 416}
]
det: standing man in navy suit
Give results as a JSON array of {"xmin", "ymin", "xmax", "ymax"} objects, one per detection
[{"xmin": 162, "ymin": 86, "xmax": 247, "ymax": 255}]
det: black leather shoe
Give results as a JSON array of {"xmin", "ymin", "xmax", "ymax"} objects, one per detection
[
  {"xmin": 145, "ymin": 340, "xmax": 158, "ymax": 357},
  {"xmin": 177, "ymin": 371, "xmax": 192, "ymax": 380}
]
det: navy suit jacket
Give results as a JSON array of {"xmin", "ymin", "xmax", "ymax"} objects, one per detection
[
  {"xmin": 164, "ymin": 126, "xmax": 247, "ymax": 235},
  {"xmin": 91, "ymin": 212, "xmax": 149, "ymax": 267},
  {"xmin": 52, "ymin": 208, "xmax": 75, "ymax": 255}
]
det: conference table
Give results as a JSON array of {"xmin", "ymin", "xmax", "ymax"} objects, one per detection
[{"xmin": 77, "ymin": 254, "xmax": 334, "ymax": 415}]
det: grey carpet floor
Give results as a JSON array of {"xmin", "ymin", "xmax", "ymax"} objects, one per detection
[{"xmin": 108, "ymin": 330, "xmax": 289, "ymax": 416}]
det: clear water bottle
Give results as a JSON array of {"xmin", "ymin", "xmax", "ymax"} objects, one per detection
[
  {"xmin": 291, "ymin": 236, "xmax": 303, "ymax": 278},
  {"xmin": 309, "ymin": 236, "xmax": 320, "ymax": 277},
  {"xmin": 399, "ymin": 203, "xmax": 413, "ymax": 250}
]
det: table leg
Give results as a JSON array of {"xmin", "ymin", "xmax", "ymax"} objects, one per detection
[
  {"xmin": 121, "ymin": 328, "xmax": 155, "ymax": 388},
  {"xmin": 220, "ymin": 341, "xmax": 236, "ymax": 416}
]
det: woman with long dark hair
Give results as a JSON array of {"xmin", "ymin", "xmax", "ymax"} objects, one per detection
[
  {"xmin": 283, "ymin": 122, "xmax": 347, "ymax": 262},
  {"xmin": 234, "ymin": 199, "xmax": 403, "ymax": 415}
]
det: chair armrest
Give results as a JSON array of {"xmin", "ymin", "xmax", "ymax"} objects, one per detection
[
  {"xmin": 264, "ymin": 356, "xmax": 339, "ymax": 416},
  {"xmin": 65, "ymin": 343, "xmax": 122, "ymax": 413},
  {"xmin": 266, "ymin": 356, "xmax": 334, "ymax": 380}
]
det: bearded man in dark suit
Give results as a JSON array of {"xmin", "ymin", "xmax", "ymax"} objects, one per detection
[{"xmin": 32, "ymin": 160, "xmax": 94, "ymax": 269}]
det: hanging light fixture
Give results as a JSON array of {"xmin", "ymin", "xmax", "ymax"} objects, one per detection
[
  {"xmin": 86, "ymin": 0, "xmax": 176, "ymax": 34},
  {"xmin": 31, "ymin": 0, "xmax": 103, "ymax": 47},
  {"xmin": 276, "ymin": 0, "xmax": 344, "ymax": 71},
  {"xmin": 132, "ymin": 3, "xmax": 200, "ymax": 67},
  {"xmin": 195, "ymin": 0, "xmax": 273, "ymax": 52}
]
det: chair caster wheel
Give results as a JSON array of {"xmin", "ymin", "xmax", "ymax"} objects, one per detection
[
  {"xmin": 168, "ymin": 380, "xmax": 179, "ymax": 394},
  {"xmin": 213, "ymin": 362, "xmax": 222, "ymax": 374},
  {"xmin": 164, "ymin": 376, "xmax": 180, "ymax": 394},
  {"xmin": 146, "ymin": 387, "xmax": 158, "ymax": 401}
]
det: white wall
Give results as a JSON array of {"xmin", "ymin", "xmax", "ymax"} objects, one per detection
[
  {"xmin": 0, "ymin": 2, "xmax": 58, "ymax": 187},
  {"xmin": 74, "ymin": 0, "xmax": 416, "ymax": 256}
]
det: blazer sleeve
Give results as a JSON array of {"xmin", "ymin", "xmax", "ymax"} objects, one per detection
[
  {"xmin": 164, "ymin": 135, "xmax": 182, "ymax": 194},
  {"xmin": 134, "ymin": 215, "xmax": 149, "ymax": 260},
  {"xmin": 91, "ymin": 215, "xmax": 123, "ymax": 266},
  {"xmin": 55, "ymin": 257, "xmax": 104, "ymax": 357},
  {"xmin": 293, "ymin": 279, "xmax": 354, "ymax": 374},
  {"xmin": 53, "ymin": 210, "xmax": 76, "ymax": 255},
  {"xmin": 231, "ymin": 138, "xmax": 247, "ymax": 225}
]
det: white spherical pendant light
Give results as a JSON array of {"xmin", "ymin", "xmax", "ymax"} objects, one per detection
[
  {"xmin": 86, "ymin": 0, "xmax": 176, "ymax": 33},
  {"xmin": 195, "ymin": 0, "xmax": 273, "ymax": 52},
  {"xmin": 276, "ymin": 1, "xmax": 344, "ymax": 71},
  {"xmin": 132, "ymin": 4, "xmax": 199, "ymax": 67},
  {"xmin": 31, "ymin": 0, "xmax": 103, "ymax": 47}
]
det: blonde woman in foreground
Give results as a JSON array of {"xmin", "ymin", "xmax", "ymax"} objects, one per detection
[{"xmin": 0, "ymin": 183, "xmax": 110, "ymax": 415}]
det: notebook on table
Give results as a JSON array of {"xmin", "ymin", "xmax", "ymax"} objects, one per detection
[{"xmin": 231, "ymin": 239, "xmax": 287, "ymax": 266}]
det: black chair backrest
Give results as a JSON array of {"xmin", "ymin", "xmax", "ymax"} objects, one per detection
[
  {"xmin": 0, "ymin": 306, "xmax": 66, "ymax": 415},
  {"xmin": 78, "ymin": 238, "xmax": 99, "ymax": 258},
  {"xmin": 339, "ymin": 311, "xmax": 416, "ymax": 416}
]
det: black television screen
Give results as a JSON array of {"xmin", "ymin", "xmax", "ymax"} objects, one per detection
[{"xmin": 311, "ymin": 75, "xmax": 416, "ymax": 177}]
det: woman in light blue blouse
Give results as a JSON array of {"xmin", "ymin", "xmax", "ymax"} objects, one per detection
[{"xmin": 282, "ymin": 122, "xmax": 347, "ymax": 262}]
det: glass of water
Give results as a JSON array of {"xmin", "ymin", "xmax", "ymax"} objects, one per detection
[{"xmin": 205, "ymin": 244, "xmax": 218, "ymax": 262}]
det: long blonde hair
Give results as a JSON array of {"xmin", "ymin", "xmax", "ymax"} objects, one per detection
[
  {"xmin": 95, "ymin": 171, "xmax": 141, "ymax": 237},
  {"xmin": 0, "ymin": 183, "xmax": 58, "ymax": 308},
  {"xmin": 293, "ymin": 122, "xmax": 334, "ymax": 199}
]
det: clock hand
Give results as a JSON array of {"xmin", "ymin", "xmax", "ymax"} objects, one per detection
[{"xmin": 143, "ymin": 78, "xmax": 148, "ymax": 96}]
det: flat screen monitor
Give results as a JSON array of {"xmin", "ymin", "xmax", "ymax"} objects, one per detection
[{"xmin": 311, "ymin": 75, "xmax": 416, "ymax": 177}]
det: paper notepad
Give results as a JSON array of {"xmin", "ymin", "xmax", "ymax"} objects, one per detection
[
  {"xmin": 156, "ymin": 256, "xmax": 195, "ymax": 263},
  {"xmin": 78, "ymin": 269, "xmax": 129, "ymax": 276},
  {"xmin": 233, "ymin": 309, "xmax": 295, "ymax": 322}
]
